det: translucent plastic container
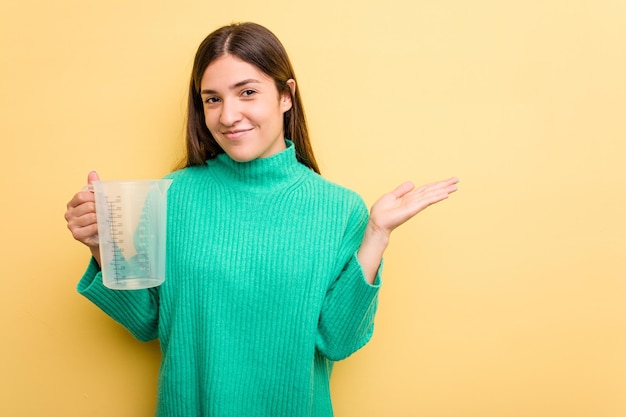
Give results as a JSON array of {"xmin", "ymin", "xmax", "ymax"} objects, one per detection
[{"xmin": 92, "ymin": 179, "xmax": 172, "ymax": 290}]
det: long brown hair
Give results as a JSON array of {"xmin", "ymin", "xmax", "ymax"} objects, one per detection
[{"xmin": 178, "ymin": 22, "xmax": 320, "ymax": 173}]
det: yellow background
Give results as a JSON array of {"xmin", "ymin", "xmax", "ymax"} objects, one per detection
[{"xmin": 1, "ymin": 0, "xmax": 625, "ymax": 416}]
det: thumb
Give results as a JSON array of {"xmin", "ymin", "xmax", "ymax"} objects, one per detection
[
  {"xmin": 87, "ymin": 170, "xmax": 100, "ymax": 184},
  {"xmin": 390, "ymin": 181, "xmax": 415, "ymax": 199}
]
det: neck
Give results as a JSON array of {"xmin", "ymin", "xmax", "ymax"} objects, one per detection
[{"xmin": 209, "ymin": 140, "xmax": 308, "ymax": 191}]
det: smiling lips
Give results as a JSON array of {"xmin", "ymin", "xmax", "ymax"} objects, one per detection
[{"xmin": 222, "ymin": 128, "xmax": 253, "ymax": 140}]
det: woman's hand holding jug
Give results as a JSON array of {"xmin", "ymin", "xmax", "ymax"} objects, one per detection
[{"xmin": 65, "ymin": 170, "xmax": 101, "ymax": 265}]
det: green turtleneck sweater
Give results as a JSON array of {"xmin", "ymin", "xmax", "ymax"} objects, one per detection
[{"xmin": 77, "ymin": 141, "xmax": 382, "ymax": 416}]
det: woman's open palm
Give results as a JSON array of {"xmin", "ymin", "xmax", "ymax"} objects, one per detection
[{"xmin": 369, "ymin": 177, "xmax": 459, "ymax": 235}]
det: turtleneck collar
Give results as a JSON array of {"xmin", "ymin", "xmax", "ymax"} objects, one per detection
[{"xmin": 207, "ymin": 140, "xmax": 309, "ymax": 192}]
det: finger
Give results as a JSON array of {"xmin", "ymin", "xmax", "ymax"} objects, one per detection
[
  {"xmin": 66, "ymin": 205, "xmax": 98, "ymax": 233},
  {"xmin": 66, "ymin": 190, "xmax": 95, "ymax": 210},
  {"xmin": 69, "ymin": 205, "xmax": 97, "ymax": 225},
  {"xmin": 68, "ymin": 216, "xmax": 98, "ymax": 234},
  {"xmin": 408, "ymin": 190, "xmax": 449, "ymax": 210},
  {"xmin": 65, "ymin": 191, "xmax": 96, "ymax": 226},
  {"xmin": 443, "ymin": 177, "xmax": 459, "ymax": 195},
  {"xmin": 390, "ymin": 181, "xmax": 415, "ymax": 199},
  {"xmin": 69, "ymin": 223, "xmax": 99, "ymax": 246},
  {"xmin": 87, "ymin": 170, "xmax": 100, "ymax": 184},
  {"xmin": 405, "ymin": 182, "xmax": 456, "ymax": 207},
  {"xmin": 414, "ymin": 177, "xmax": 459, "ymax": 195},
  {"xmin": 420, "ymin": 182, "xmax": 457, "ymax": 201}
]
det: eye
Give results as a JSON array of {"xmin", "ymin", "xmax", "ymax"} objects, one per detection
[
  {"xmin": 203, "ymin": 96, "xmax": 220, "ymax": 104},
  {"xmin": 241, "ymin": 89, "xmax": 256, "ymax": 98}
]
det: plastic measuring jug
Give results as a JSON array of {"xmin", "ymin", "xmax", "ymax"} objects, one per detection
[{"xmin": 92, "ymin": 179, "xmax": 172, "ymax": 290}]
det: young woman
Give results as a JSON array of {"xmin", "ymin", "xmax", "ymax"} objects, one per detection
[{"xmin": 65, "ymin": 22, "xmax": 458, "ymax": 417}]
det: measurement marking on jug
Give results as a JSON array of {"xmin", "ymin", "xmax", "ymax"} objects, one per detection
[{"xmin": 108, "ymin": 196, "xmax": 127, "ymax": 281}]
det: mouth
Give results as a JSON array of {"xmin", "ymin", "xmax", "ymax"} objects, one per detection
[{"xmin": 221, "ymin": 128, "xmax": 253, "ymax": 140}]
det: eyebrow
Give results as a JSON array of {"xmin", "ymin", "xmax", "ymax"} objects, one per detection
[{"xmin": 200, "ymin": 78, "xmax": 262, "ymax": 95}]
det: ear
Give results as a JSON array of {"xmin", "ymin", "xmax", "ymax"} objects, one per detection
[{"xmin": 280, "ymin": 79, "xmax": 296, "ymax": 112}]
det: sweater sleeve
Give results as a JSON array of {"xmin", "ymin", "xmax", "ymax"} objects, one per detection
[
  {"xmin": 315, "ymin": 198, "xmax": 383, "ymax": 361},
  {"xmin": 77, "ymin": 258, "xmax": 160, "ymax": 342}
]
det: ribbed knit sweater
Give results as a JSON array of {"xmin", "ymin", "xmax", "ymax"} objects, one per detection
[{"xmin": 77, "ymin": 140, "xmax": 382, "ymax": 416}]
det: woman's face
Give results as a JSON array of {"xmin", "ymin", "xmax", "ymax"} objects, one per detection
[{"xmin": 200, "ymin": 54, "xmax": 294, "ymax": 163}]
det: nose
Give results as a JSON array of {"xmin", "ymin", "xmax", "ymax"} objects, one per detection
[{"xmin": 219, "ymin": 99, "xmax": 242, "ymax": 127}]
